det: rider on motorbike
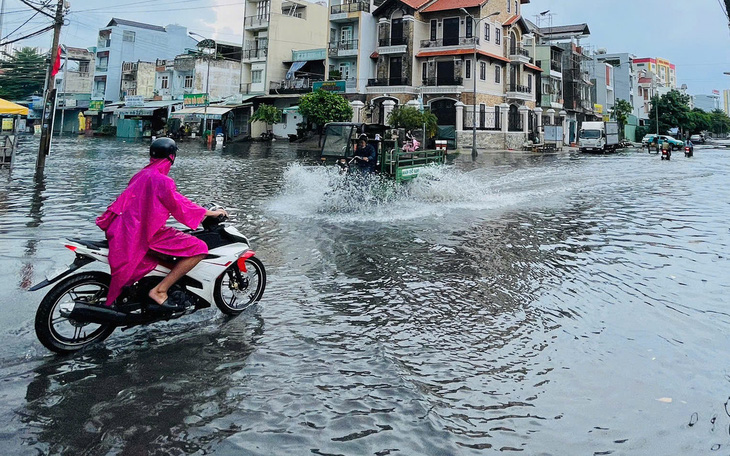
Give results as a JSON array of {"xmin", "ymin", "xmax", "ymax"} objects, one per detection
[
  {"xmin": 95, "ymin": 138, "xmax": 227, "ymax": 311},
  {"xmin": 352, "ymin": 134, "xmax": 377, "ymax": 173}
]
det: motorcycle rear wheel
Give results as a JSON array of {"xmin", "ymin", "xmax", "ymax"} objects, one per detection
[
  {"xmin": 35, "ymin": 272, "xmax": 116, "ymax": 354},
  {"xmin": 214, "ymin": 256, "xmax": 266, "ymax": 315}
]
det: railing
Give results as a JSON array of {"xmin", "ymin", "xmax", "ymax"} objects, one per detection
[
  {"xmin": 244, "ymin": 15, "xmax": 269, "ymax": 27},
  {"xmin": 508, "ymin": 113, "xmax": 523, "ymax": 131},
  {"xmin": 241, "ymin": 82, "xmax": 253, "ymax": 94},
  {"xmin": 367, "ymin": 77, "xmax": 409, "ymax": 86},
  {"xmin": 507, "ymin": 84, "xmax": 531, "ymax": 93},
  {"xmin": 95, "ymin": 66, "xmax": 108, "ymax": 72},
  {"xmin": 463, "ymin": 110, "xmax": 501, "ymax": 130},
  {"xmin": 420, "ymin": 36, "xmax": 478, "ymax": 47},
  {"xmin": 328, "ymin": 39, "xmax": 359, "ymax": 55},
  {"xmin": 379, "ymin": 36, "xmax": 407, "ymax": 46},
  {"xmin": 243, "ymin": 48, "xmax": 267, "ymax": 59},
  {"xmin": 509, "ymin": 46, "xmax": 530, "ymax": 57},
  {"xmin": 422, "ymin": 77, "xmax": 463, "ymax": 86},
  {"xmin": 330, "ymin": 2, "xmax": 369, "ymax": 13},
  {"xmin": 269, "ymin": 78, "xmax": 320, "ymax": 93}
]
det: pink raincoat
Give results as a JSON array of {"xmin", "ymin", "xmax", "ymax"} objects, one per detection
[{"xmin": 96, "ymin": 158, "xmax": 208, "ymax": 306}]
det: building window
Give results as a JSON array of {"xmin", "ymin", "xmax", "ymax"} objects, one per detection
[
  {"xmin": 528, "ymin": 74, "xmax": 532, "ymax": 91},
  {"xmin": 161, "ymin": 75, "xmax": 169, "ymax": 89},
  {"xmin": 79, "ymin": 61, "xmax": 89, "ymax": 73},
  {"xmin": 422, "ymin": 62, "xmax": 428, "ymax": 80},
  {"xmin": 339, "ymin": 62, "xmax": 350, "ymax": 79},
  {"xmin": 252, "ymin": 70, "xmax": 262, "ymax": 83},
  {"xmin": 480, "ymin": 62, "xmax": 486, "ymax": 80},
  {"xmin": 184, "ymin": 75, "xmax": 193, "ymax": 88},
  {"xmin": 430, "ymin": 19, "xmax": 437, "ymax": 41},
  {"xmin": 496, "ymin": 28, "xmax": 501, "ymax": 45},
  {"xmin": 465, "ymin": 59, "xmax": 471, "ymax": 79},
  {"xmin": 466, "ymin": 18, "xmax": 472, "ymax": 38},
  {"xmin": 123, "ymin": 31, "xmax": 135, "ymax": 42},
  {"xmin": 495, "ymin": 65, "xmax": 501, "ymax": 83},
  {"xmin": 484, "ymin": 23, "xmax": 490, "ymax": 41},
  {"xmin": 507, "ymin": 0, "xmax": 510, "ymax": 13},
  {"xmin": 515, "ymin": 1, "xmax": 518, "ymax": 13},
  {"xmin": 257, "ymin": 0, "xmax": 269, "ymax": 18}
]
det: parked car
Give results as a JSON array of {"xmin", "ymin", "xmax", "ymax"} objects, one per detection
[
  {"xmin": 689, "ymin": 134, "xmax": 704, "ymax": 143},
  {"xmin": 641, "ymin": 134, "xmax": 684, "ymax": 149}
]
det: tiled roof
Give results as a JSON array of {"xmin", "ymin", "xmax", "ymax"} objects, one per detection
[
  {"xmin": 524, "ymin": 63, "xmax": 543, "ymax": 72},
  {"xmin": 503, "ymin": 15, "xmax": 520, "ymax": 26},
  {"xmin": 416, "ymin": 48, "xmax": 510, "ymax": 63},
  {"xmin": 403, "ymin": 0, "xmax": 431, "ymax": 8},
  {"xmin": 421, "ymin": 0, "xmax": 485, "ymax": 13}
]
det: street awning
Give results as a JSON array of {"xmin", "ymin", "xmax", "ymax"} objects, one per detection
[
  {"xmin": 0, "ymin": 98, "xmax": 29, "ymax": 115},
  {"xmin": 117, "ymin": 107, "xmax": 157, "ymax": 116},
  {"xmin": 83, "ymin": 110, "xmax": 101, "ymax": 116},
  {"xmin": 170, "ymin": 106, "xmax": 233, "ymax": 120},
  {"xmin": 286, "ymin": 61, "xmax": 307, "ymax": 80}
]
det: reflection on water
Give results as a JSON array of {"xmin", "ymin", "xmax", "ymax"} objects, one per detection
[{"xmin": 0, "ymin": 137, "xmax": 729, "ymax": 454}]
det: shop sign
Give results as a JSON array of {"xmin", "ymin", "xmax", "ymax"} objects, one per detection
[
  {"xmin": 125, "ymin": 95, "xmax": 144, "ymax": 107},
  {"xmin": 184, "ymin": 93, "xmax": 209, "ymax": 107},
  {"xmin": 312, "ymin": 81, "xmax": 346, "ymax": 93},
  {"xmin": 89, "ymin": 100, "xmax": 105, "ymax": 111}
]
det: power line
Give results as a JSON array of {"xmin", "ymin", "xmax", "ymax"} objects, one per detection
[
  {"xmin": 0, "ymin": 24, "xmax": 54, "ymax": 46},
  {"xmin": 1, "ymin": 0, "xmax": 53, "ymax": 42}
]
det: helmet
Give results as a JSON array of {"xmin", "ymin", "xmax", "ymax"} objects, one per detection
[
  {"xmin": 150, "ymin": 137, "xmax": 178, "ymax": 162},
  {"xmin": 358, "ymin": 133, "xmax": 368, "ymax": 142}
]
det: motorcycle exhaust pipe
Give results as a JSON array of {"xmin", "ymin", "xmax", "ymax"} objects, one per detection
[{"xmin": 67, "ymin": 302, "xmax": 130, "ymax": 325}]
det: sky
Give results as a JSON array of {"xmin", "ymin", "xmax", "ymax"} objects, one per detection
[{"xmin": 1, "ymin": 0, "xmax": 729, "ymax": 95}]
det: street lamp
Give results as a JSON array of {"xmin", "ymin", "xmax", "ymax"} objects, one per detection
[
  {"xmin": 189, "ymin": 32, "xmax": 216, "ymax": 141},
  {"xmin": 461, "ymin": 8, "xmax": 500, "ymax": 156}
]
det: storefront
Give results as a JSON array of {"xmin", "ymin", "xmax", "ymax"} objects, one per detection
[{"xmin": 170, "ymin": 105, "xmax": 251, "ymax": 140}]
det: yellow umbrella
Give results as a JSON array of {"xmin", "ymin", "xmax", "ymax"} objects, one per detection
[{"xmin": 0, "ymin": 98, "xmax": 30, "ymax": 115}]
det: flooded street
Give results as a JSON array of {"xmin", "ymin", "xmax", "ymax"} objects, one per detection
[{"xmin": 1, "ymin": 136, "xmax": 729, "ymax": 454}]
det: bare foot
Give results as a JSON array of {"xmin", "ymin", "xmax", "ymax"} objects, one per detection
[{"xmin": 148, "ymin": 288, "xmax": 167, "ymax": 305}]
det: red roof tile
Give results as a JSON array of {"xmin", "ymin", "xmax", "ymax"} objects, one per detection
[
  {"xmin": 524, "ymin": 63, "xmax": 542, "ymax": 72},
  {"xmin": 403, "ymin": 0, "xmax": 431, "ymax": 8},
  {"xmin": 416, "ymin": 48, "xmax": 510, "ymax": 63},
  {"xmin": 370, "ymin": 51, "xmax": 379, "ymax": 59},
  {"xmin": 503, "ymin": 14, "xmax": 520, "ymax": 26},
  {"xmin": 421, "ymin": 0, "xmax": 485, "ymax": 13}
]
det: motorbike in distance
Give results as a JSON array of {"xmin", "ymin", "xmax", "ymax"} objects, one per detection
[
  {"xmin": 30, "ymin": 206, "xmax": 266, "ymax": 354},
  {"xmin": 685, "ymin": 142, "xmax": 694, "ymax": 157}
]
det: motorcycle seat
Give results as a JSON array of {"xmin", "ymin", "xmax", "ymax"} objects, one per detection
[{"xmin": 68, "ymin": 238, "xmax": 109, "ymax": 250}]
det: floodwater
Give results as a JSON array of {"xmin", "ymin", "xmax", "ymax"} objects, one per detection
[{"xmin": 1, "ymin": 136, "xmax": 729, "ymax": 455}]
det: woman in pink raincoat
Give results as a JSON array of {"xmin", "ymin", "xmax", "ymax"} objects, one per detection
[{"xmin": 96, "ymin": 138, "xmax": 226, "ymax": 310}]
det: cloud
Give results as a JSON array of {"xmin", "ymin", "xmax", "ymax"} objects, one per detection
[{"xmin": 199, "ymin": 0, "xmax": 244, "ymax": 43}]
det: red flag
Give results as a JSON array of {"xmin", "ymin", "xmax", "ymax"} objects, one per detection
[{"xmin": 51, "ymin": 46, "xmax": 62, "ymax": 76}]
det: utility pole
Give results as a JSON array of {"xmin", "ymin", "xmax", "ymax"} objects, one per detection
[
  {"xmin": 36, "ymin": 0, "xmax": 65, "ymax": 175},
  {"xmin": 59, "ymin": 44, "xmax": 68, "ymax": 136}
]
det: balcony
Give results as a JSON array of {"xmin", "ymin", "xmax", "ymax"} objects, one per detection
[
  {"xmin": 330, "ymin": 2, "xmax": 369, "ymax": 14},
  {"xmin": 377, "ymin": 36, "xmax": 407, "ymax": 55},
  {"xmin": 243, "ymin": 48, "xmax": 267, "ymax": 61},
  {"xmin": 95, "ymin": 66, "xmax": 108, "ymax": 72},
  {"xmin": 420, "ymin": 36, "xmax": 478, "ymax": 48},
  {"xmin": 422, "ymin": 77, "xmax": 463, "ymax": 87},
  {"xmin": 245, "ymin": 15, "xmax": 269, "ymax": 29},
  {"xmin": 367, "ymin": 77, "xmax": 409, "ymax": 86},
  {"xmin": 328, "ymin": 39, "xmax": 359, "ymax": 58},
  {"xmin": 97, "ymin": 38, "xmax": 111, "ymax": 48},
  {"xmin": 508, "ymin": 46, "xmax": 531, "ymax": 64},
  {"xmin": 269, "ymin": 78, "xmax": 320, "ymax": 94},
  {"xmin": 506, "ymin": 83, "xmax": 533, "ymax": 101}
]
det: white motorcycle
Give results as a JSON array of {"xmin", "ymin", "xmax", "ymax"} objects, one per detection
[{"xmin": 30, "ymin": 208, "xmax": 266, "ymax": 354}]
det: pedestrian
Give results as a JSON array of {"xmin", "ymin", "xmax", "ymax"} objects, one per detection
[{"xmin": 95, "ymin": 138, "xmax": 227, "ymax": 310}]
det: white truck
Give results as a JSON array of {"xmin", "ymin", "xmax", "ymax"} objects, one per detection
[{"xmin": 579, "ymin": 121, "xmax": 619, "ymax": 153}]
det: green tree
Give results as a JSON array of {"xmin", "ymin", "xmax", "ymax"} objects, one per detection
[
  {"xmin": 709, "ymin": 109, "xmax": 730, "ymax": 136},
  {"xmin": 613, "ymin": 99, "xmax": 633, "ymax": 139},
  {"xmin": 298, "ymin": 89, "xmax": 353, "ymax": 144},
  {"xmin": 0, "ymin": 47, "xmax": 46, "ymax": 100},
  {"xmin": 648, "ymin": 89, "xmax": 691, "ymax": 136},
  {"xmin": 387, "ymin": 106, "xmax": 438, "ymax": 138},
  {"xmin": 687, "ymin": 108, "xmax": 711, "ymax": 135},
  {"xmin": 250, "ymin": 104, "xmax": 282, "ymax": 135}
]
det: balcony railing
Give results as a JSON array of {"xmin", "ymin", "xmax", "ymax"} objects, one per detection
[
  {"xmin": 509, "ymin": 46, "xmax": 530, "ymax": 57},
  {"xmin": 379, "ymin": 36, "xmax": 407, "ymax": 47},
  {"xmin": 245, "ymin": 15, "xmax": 269, "ymax": 28},
  {"xmin": 269, "ymin": 78, "xmax": 321, "ymax": 93},
  {"xmin": 330, "ymin": 2, "xmax": 369, "ymax": 14},
  {"xmin": 243, "ymin": 49, "xmax": 267, "ymax": 59},
  {"xmin": 367, "ymin": 77, "xmax": 409, "ymax": 86},
  {"xmin": 328, "ymin": 39, "xmax": 359, "ymax": 56},
  {"xmin": 420, "ymin": 36, "xmax": 478, "ymax": 47},
  {"xmin": 507, "ymin": 84, "xmax": 531, "ymax": 93},
  {"xmin": 95, "ymin": 66, "xmax": 108, "ymax": 72},
  {"xmin": 422, "ymin": 77, "xmax": 463, "ymax": 86}
]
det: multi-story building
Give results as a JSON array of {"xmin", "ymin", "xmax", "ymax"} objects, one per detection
[
  {"xmin": 592, "ymin": 52, "xmax": 637, "ymax": 116},
  {"xmin": 120, "ymin": 61, "xmax": 156, "ymax": 99},
  {"xmin": 723, "ymin": 89, "xmax": 730, "ymax": 116},
  {"xmin": 55, "ymin": 46, "xmax": 95, "ymax": 134},
  {"xmin": 693, "ymin": 93, "xmax": 721, "ymax": 112},
  {"xmin": 326, "ymin": 0, "xmax": 378, "ymax": 98},
  {"xmin": 636, "ymin": 69, "xmax": 661, "ymax": 124},
  {"xmin": 366, "ymin": 0, "xmax": 540, "ymax": 147},
  {"xmin": 241, "ymin": 0, "xmax": 328, "ymax": 96},
  {"xmin": 93, "ymin": 18, "xmax": 197, "ymax": 102},
  {"xmin": 633, "ymin": 57, "xmax": 676, "ymax": 89},
  {"xmin": 539, "ymin": 23, "xmax": 593, "ymax": 144}
]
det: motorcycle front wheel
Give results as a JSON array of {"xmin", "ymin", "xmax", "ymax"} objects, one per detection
[
  {"xmin": 214, "ymin": 256, "xmax": 266, "ymax": 315},
  {"xmin": 34, "ymin": 272, "xmax": 116, "ymax": 354}
]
